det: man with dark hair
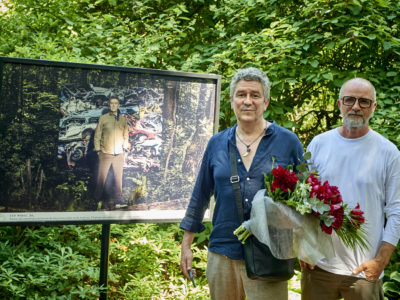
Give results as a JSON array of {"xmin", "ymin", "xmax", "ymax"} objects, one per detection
[
  {"xmin": 94, "ymin": 96, "xmax": 129, "ymax": 209},
  {"xmin": 301, "ymin": 78, "xmax": 400, "ymax": 300},
  {"xmin": 180, "ymin": 68, "xmax": 304, "ymax": 299}
]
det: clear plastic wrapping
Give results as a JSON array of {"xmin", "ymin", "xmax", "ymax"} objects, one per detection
[{"xmin": 242, "ymin": 189, "xmax": 336, "ymax": 265}]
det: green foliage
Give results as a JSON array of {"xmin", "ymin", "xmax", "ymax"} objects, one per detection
[
  {"xmin": 0, "ymin": 225, "xmax": 102, "ymax": 298},
  {"xmin": 1, "ymin": 0, "xmax": 399, "ymax": 146},
  {"xmin": 106, "ymin": 223, "xmax": 209, "ymax": 299},
  {"xmin": 383, "ymin": 245, "xmax": 400, "ymax": 300},
  {"xmin": 0, "ymin": 0, "xmax": 399, "ymax": 298},
  {"xmin": 0, "ymin": 224, "xmax": 210, "ymax": 299},
  {"xmin": 0, "ymin": 223, "xmax": 303, "ymax": 298},
  {"xmin": 193, "ymin": 221, "xmax": 213, "ymax": 247}
]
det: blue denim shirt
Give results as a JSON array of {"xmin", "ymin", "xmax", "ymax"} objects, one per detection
[{"xmin": 180, "ymin": 121, "xmax": 304, "ymax": 260}]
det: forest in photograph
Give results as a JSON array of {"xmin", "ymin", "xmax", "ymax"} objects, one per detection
[{"xmin": 0, "ymin": 0, "xmax": 399, "ymax": 299}]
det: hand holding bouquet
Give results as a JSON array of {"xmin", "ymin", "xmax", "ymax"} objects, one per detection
[{"xmin": 234, "ymin": 153, "xmax": 369, "ymax": 264}]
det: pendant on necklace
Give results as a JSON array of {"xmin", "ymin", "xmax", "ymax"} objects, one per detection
[{"xmin": 242, "ymin": 146, "xmax": 250, "ymax": 157}]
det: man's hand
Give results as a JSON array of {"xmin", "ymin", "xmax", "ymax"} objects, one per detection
[
  {"xmin": 353, "ymin": 242, "xmax": 395, "ymax": 281},
  {"xmin": 181, "ymin": 245, "xmax": 196, "ymax": 280},
  {"xmin": 180, "ymin": 231, "xmax": 196, "ymax": 280},
  {"xmin": 299, "ymin": 260, "xmax": 315, "ymax": 271},
  {"xmin": 352, "ymin": 258, "xmax": 385, "ymax": 281}
]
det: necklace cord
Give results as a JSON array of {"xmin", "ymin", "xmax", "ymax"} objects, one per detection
[{"xmin": 236, "ymin": 128, "xmax": 265, "ymax": 156}]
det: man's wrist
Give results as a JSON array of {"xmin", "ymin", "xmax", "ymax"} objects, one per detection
[{"xmin": 375, "ymin": 241, "xmax": 396, "ymax": 267}]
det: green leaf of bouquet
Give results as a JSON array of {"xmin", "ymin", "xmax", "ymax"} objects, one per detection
[
  {"xmin": 296, "ymin": 164, "xmax": 308, "ymax": 173},
  {"xmin": 285, "ymin": 199, "xmax": 299, "ymax": 210},
  {"xmin": 308, "ymin": 198, "xmax": 330, "ymax": 215},
  {"xmin": 320, "ymin": 214, "xmax": 334, "ymax": 227},
  {"xmin": 303, "ymin": 152, "xmax": 312, "ymax": 161}
]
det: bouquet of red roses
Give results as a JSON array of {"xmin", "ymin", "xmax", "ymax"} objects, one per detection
[{"xmin": 234, "ymin": 153, "xmax": 369, "ymax": 263}]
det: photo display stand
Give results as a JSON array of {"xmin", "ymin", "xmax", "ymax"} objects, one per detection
[{"xmin": 0, "ymin": 57, "xmax": 220, "ymax": 298}]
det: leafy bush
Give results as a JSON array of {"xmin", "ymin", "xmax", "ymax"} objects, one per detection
[
  {"xmin": 0, "ymin": 223, "xmax": 397, "ymax": 298},
  {"xmin": 1, "ymin": 0, "xmax": 399, "ymax": 146},
  {"xmin": 0, "ymin": 225, "xmax": 102, "ymax": 299},
  {"xmin": 0, "ymin": 0, "xmax": 399, "ymax": 298},
  {"xmin": 106, "ymin": 223, "xmax": 209, "ymax": 299},
  {"xmin": 383, "ymin": 245, "xmax": 400, "ymax": 300},
  {"xmin": 0, "ymin": 224, "xmax": 211, "ymax": 299}
]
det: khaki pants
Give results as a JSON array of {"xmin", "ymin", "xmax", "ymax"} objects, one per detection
[
  {"xmin": 301, "ymin": 266, "xmax": 384, "ymax": 300},
  {"xmin": 94, "ymin": 152, "xmax": 124, "ymax": 203},
  {"xmin": 206, "ymin": 251, "xmax": 288, "ymax": 300}
]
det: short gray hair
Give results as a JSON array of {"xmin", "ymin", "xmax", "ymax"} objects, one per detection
[
  {"xmin": 339, "ymin": 78, "xmax": 376, "ymax": 101},
  {"xmin": 230, "ymin": 67, "xmax": 271, "ymax": 100}
]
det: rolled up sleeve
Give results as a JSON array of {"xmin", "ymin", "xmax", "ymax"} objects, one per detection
[{"xmin": 180, "ymin": 144, "xmax": 214, "ymax": 233}]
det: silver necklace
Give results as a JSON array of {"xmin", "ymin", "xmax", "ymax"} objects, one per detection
[{"xmin": 236, "ymin": 128, "xmax": 265, "ymax": 157}]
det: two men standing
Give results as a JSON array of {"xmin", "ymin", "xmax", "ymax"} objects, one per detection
[{"xmin": 180, "ymin": 71, "xmax": 400, "ymax": 300}]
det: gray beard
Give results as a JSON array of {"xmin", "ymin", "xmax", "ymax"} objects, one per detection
[{"xmin": 342, "ymin": 112, "xmax": 373, "ymax": 128}]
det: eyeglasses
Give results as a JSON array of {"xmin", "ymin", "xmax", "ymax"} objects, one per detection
[{"xmin": 341, "ymin": 96, "xmax": 374, "ymax": 108}]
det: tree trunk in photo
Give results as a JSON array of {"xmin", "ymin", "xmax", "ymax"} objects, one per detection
[
  {"xmin": 162, "ymin": 80, "xmax": 178, "ymax": 183},
  {"xmin": 182, "ymin": 82, "xmax": 212, "ymax": 181}
]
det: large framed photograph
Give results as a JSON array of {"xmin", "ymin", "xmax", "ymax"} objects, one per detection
[{"xmin": 0, "ymin": 57, "xmax": 220, "ymax": 225}]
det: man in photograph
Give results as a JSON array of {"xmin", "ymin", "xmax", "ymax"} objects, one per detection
[
  {"xmin": 93, "ymin": 95, "xmax": 130, "ymax": 209},
  {"xmin": 301, "ymin": 78, "xmax": 400, "ymax": 300}
]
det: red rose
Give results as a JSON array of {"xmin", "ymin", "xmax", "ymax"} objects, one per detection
[
  {"xmin": 270, "ymin": 165, "xmax": 299, "ymax": 193},
  {"xmin": 310, "ymin": 179, "xmax": 343, "ymax": 206},
  {"xmin": 350, "ymin": 203, "xmax": 365, "ymax": 229},
  {"xmin": 306, "ymin": 174, "xmax": 320, "ymax": 185},
  {"xmin": 310, "ymin": 181, "xmax": 330, "ymax": 203},
  {"xmin": 326, "ymin": 185, "xmax": 342, "ymax": 204},
  {"xmin": 321, "ymin": 222, "xmax": 333, "ymax": 234},
  {"xmin": 330, "ymin": 204, "xmax": 344, "ymax": 230}
]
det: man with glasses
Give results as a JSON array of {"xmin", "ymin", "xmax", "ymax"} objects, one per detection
[{"xmin": 300, "ymin": 78, "xmax": 400, "ymax": 300}]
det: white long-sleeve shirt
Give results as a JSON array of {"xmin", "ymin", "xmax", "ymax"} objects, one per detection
[{"xmin": 307, "ymin": 128, "xmax": 400, "ymax": 278}]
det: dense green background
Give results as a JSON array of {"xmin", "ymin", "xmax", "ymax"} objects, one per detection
[{"xmin": 0, "ymin": 0, "xmax": 399, "ymax": 299}]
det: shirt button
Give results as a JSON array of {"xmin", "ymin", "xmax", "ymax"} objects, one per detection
[
  {"xmin": 245, "ymin": 198, "xmax": 249, "ymax": 202},
  {"xmin": 238, "ymin": 159, "xmax": 241, "ymax": 162},
  {"xmin": 246, "ymin": 177, "xmax": 250, "ymax": 181}
]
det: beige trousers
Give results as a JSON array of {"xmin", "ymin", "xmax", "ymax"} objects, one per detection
[{"xmin": 206, "ymin": 251, "xmax": 288, "ymax": 300}]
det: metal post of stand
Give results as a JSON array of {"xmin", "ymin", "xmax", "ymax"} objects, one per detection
[{"xmin": 99, "ymin": 224, "xmax": 111, "ymax": 300}]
